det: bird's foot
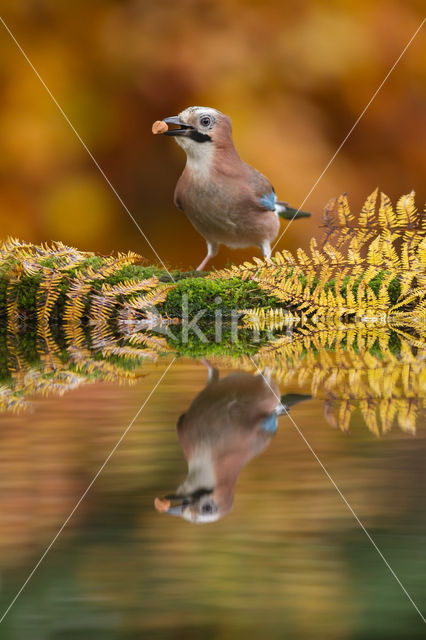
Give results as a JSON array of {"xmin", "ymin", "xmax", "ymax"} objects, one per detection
[{"xmin": 196, "ymin": 254, "xmax": 212, "ymax": 271}]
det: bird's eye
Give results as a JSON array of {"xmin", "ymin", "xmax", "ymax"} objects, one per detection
[
  {"xmin": 200, "ymin": 115, "xmax": 212, "ymax": 128},
  {"xmin": 201, "ymin": 501, "xmax": 216, "ymax": 514}
]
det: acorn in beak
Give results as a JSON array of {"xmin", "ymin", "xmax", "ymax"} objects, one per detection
[
  {"xmin": 163, "ymin": 116, "xmax": 194, "ymax": 137},
  {"xmin": 154, "ymin": 488, "xmax": 213, "ymax": 516}
]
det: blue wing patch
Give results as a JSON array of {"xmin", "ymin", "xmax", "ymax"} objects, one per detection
[
  {"xmin": 260, "ymin": 413, "xmax": 277, "ymax": 433},
  {"xmin": 259, "ymin": 192, "xmax": 276, "ymax": 211}
]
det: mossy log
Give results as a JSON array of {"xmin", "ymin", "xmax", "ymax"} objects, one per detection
[
  {"xmin": 1, "ymin": 242, "xmax": 417, "ymax": 375},
  {"xmin": 0, "ymin": 257, "xmax": 405, "ymax": 325}
]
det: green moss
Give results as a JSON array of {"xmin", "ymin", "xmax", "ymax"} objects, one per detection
[
  {"xmin": 91, "ymin": 263, "xmax": 207, "ymax": 287},
  {"xmin": 160, "ymin": 276, "xmax": 279, "ymax": 319},
  {"xmin": 387, "ymin": 278, "xmax": 401, "ymax": 305},
  {"xmin": 367, "ymin": 272, "xmax": 400, "ymax": 304},
  {"xmin": 14, "ymin": 274, "xmax": 43, "ymax": 317},
  {"xmin": 325, "ymin": 270, "xmax": 401, "ymax": 306}
]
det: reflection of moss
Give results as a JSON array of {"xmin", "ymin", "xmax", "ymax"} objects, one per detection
[
  {"xmin": 167, "ymin": 322, "xmax": 269, "ymax": 358},
  {"xmin": 0, "ymin": 279, "xmax": 7, "ymax": 322},
  {"xmin": 368, "ymin": 332, "xmax": 402, "ymax": 359},
  {"xmin": 388, "ymin": 331, "xmax": 402, "ymax": 355},
  {"xmin": 90, "ymin": 351, "xmax": 145, "ymax": 372},
  {"xmin": 0, "ymin": 329, "xmax": 10, "ymax": 382},
  {"xmin": 0, "ymin": 330, "xmax": 145, "ymax": 389},
  {"xmin": 17, "ymin": 330, "xmax": 40, "ymax": 367}
]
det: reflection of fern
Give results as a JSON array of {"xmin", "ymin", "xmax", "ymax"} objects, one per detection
[
  {"xmin": 216, "ymin": 191, "xmax": 425, "ymax": 322},
  {"xmin": 242, "ymin": 301, "xmax": 425, "ymax": 349},
  {"xmin": 220, "ymin": 325, "xmax": 425, "ymax": 436}
]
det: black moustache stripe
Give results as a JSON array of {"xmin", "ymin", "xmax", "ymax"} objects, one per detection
[
  {"xmin": 190, "ymin": 487, "xmax": 214, "ymax": 499},
  {"xmin": 189, "ymin": 130, "xmax": 212, "ymax": 143}
]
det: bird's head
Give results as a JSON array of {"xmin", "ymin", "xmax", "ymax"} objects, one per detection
[
  {"xmin": 155, "ymin": 487, "xmax": 233, "ymax": 524},
  {"xmin": 163, "ymin": 106, "xmax": 232, "ymax": 155}
]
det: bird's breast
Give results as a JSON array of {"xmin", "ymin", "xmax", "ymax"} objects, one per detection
[
  {"xmin": 175, "ymin": 170, "xmax": 238, "ymax": 233},
  {"xmin": 175, "ymin": 170, "xmax": 279, "ymax": 247}
]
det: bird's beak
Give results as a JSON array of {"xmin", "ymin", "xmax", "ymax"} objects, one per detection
[
  {"xmin": 163, "ymin": 116, "xmax": 194, "ymax": 137},
  {"xmin": 153, "ymin": 493, "xmax": 191, "ymax": 516},
  {"xmin": 166, "ymin": 504, "xmax": 185, "ymax": 516},
  {"xmin": 154, "ymin": 488, "xmax": 213, "ymax": 516}
]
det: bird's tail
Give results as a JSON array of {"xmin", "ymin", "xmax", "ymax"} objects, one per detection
[
  {"xmin": 276, "ymin": 393, "xmax": 311, "ymax": 415},
  {"xmin": 276, "ymin": 201, "xmax": 311, "ymax": 220}
]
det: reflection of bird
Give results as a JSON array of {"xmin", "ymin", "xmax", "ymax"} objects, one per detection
[
  {"xmin": 155, "ymin": 362, "xmax": 310, "ymax": 524},
  {"xmin": 161, "ymin": 107, "xmax": 311, "ymax": 270}
]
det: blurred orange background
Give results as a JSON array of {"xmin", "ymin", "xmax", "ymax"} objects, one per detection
[{"xmin": 0, "ymin": 0, "xmax": 425, "ymax": 270}]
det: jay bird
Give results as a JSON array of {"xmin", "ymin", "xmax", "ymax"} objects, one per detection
[
  {"xmin": 154, "ymin": 361, "xmax": 310, "ymax": 524},
  {"xmin": 157, "ymin": 106, "xmax": 311, "ymax": 270}
]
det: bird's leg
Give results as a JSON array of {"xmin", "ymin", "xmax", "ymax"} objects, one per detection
[
  {"xmin": 259, "ymin": 240, "xmax": 272, "ymax": 261},
  {"xmin": 200, "ymin": 358, "xmax": 219, "ymax": 384},
  {"xmin": 196, "ymin": 241, "xmax": 218, "ymax": 271}
]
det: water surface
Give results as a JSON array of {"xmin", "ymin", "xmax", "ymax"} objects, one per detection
[{"xmin": 0, "ymin": 356, "xmax": 425, "ymax": 639}]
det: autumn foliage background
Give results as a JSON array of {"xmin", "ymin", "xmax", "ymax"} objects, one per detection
[
  {"xmin": 0, "ymin": 0, "xmax": 425, "ymax": 270},
  {"xmin": 0, "ymin": 4, "xmax": 426, "ymax": 638}
]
